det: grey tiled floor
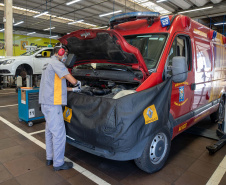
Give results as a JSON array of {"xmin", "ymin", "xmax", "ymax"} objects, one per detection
[{"xmin": 0, "ymin": 88, "xmax": 225, "ymax": 185}]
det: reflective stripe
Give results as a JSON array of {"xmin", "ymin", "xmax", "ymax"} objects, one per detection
[{"xmin": 54, "ymin": 73, "xmax": 62, "ymax": 105}]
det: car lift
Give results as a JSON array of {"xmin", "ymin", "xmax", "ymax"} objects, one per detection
[{"xmin": 186, "ymin": 114, "xmax": 226, "ymax": 155}]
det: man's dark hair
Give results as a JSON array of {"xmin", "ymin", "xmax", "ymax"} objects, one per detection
[{"xmin": 53, "ymin": 43, "xmax": 61, "ymax": 54}]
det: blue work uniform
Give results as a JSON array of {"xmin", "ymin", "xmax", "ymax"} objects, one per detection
[{"xmin": 39, "ymin": 56, "xmax": 69, "ymax": 167}]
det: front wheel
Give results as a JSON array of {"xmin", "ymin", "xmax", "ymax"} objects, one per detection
[{"xmin": 134, "ymin": 127, "xmax": 171, "ymax": 173}]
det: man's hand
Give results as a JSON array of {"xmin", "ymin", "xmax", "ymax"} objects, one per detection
[{"xmin": 67, "ymin": 81, "xmax": 81, "ymax": 92}]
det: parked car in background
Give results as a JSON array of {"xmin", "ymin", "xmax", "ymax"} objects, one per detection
[{"xmin": 0, "ymin": 47, "xmax": 53, "ymax": 78}]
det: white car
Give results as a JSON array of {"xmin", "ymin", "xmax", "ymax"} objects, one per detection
[{"xmin": 0, "ymin": 47, "xmax": 53, "ymax": 77}]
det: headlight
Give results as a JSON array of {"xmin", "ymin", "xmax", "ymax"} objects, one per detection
[{"xmin": 2, "ymin": 59, "xmax": 15, "ymax": 65}]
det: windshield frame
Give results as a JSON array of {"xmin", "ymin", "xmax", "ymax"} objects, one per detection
[
  {"xmin": 123, "ymin": 33, "xmax": 169, "ymax": 73},
  {"xmin": 20, "ymin": 49, "xmax": 41, "ymax": 56}
]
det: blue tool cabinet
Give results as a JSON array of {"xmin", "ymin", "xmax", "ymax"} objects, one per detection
[{"xmin": 18, "ymin": 88, "xmax": 44, "ymax": 126}]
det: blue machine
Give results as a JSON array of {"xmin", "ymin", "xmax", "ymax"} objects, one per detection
[{"xmin": 18, "ymin": 88, "xmax": 44, "ymax": 126}]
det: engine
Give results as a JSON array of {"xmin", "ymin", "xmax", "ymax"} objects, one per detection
[{"xmin": 77, "ymin": 80, "xmax": 138, "ymax": 99}]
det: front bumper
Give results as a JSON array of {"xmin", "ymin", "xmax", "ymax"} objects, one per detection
[
  {"xmin": 66, "ymin": 136, "xmax": 148, "ymax": 160},
  {"xmin": 0, "ymin": 64, "xmax": 14, "ymax": 75}
]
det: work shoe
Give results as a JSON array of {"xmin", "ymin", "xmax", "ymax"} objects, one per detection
[
  {"xmin": 46, "ymin": 160, "xmax": 53, "ymax": 166},
  {"xmin": 53, "ymin": 162, "xmax": 73, "ymax": 171}
]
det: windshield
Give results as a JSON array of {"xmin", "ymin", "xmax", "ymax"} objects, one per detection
[
  {"xmin": 124, "ymin": 34, "xmax": 167, "ymax": 69},
  {"xmin": 21, "ymin": 49, "xmax": 41, "ymax": 56}
]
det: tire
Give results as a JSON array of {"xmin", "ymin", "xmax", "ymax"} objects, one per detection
[
  {"xmin": 210, "ymin": 98, "xmax": 225, "ymax": 123},
  {"xmin": 20, "ymin": 70, "xmax": 27, "ymax": 79},
  {"xmin": 134, "ymin": 127, "xmax": 171, "ymax": 173}
]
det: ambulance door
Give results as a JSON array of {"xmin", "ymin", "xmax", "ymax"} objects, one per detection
[{"xmin": 167, "ymin": 34, "xmax": 194, "ymax": 119}]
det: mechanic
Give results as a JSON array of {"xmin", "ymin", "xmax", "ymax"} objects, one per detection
[{"xmin": 39, "ymin": 43, "xmax": 79, "ymax": 171}]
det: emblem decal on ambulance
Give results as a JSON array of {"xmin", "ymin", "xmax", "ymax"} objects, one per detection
[
  {"xmin": 143, "ymin": 104, "xmax": 158, "ymax": 125},
  {"xmin": 179, "ymin": 86, "xmax": 184, "ymax": 102},
  {"xmin": 63, "ymin": 107, "xmax": 72, "ymax": 123}
]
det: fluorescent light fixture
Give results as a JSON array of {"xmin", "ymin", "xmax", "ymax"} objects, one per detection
[
  {"xmin": 43, "ymin": 27, "xmax": 55, "ymax": 31},
  {"xmin": 27, "ymin": 32, "xmax": 36, "ymax": 35},
  {"xmin": 93, "ymin": 26, "xmax": 108, "ymax": 29},
  {"xmin": 13, "ymin": 21, "xmax": 24, "ymax": 26},
  {"xmin": 0, "ymin": 29, "xmax": 4, "ymax": 32},
  {"xmin": 214, "ymin": 22, "xmax": 226, "ymax": 26},
  {"xmin": 83, "ymin": 22, "xmax": 97, "ymax": 27},
  {"xmin": 178, "ymin": 6, "xmax": 213, "ymax": 14},
  {"xmin": 49, "ymin": 35, "xmax": 58, "ymax": 38},
  {"xmin": 33, "ymin": 11, "xmax": 48, "ymax": 18},
  {"xmin": 156, "ymin": 0, "xmax": 168, "ymax": 2},
  {"xmin": 68, "ymin": 19, "xmax": 84, "ymax": 24},
  {"xmin": 66, "ymin": 0, "xmax": 81, "ymax": 5},
  {"xmin": 58, "ymin": 17, "xmax": 74, "ymax": 22},
  {"xmin": 99, "ymin": 10, "xmax": 122, "ymax": 17}
]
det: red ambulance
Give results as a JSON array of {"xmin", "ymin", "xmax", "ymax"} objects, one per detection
[{"xmin": 59, "ymin": 12, "xmax": 226, "ymax": 173}]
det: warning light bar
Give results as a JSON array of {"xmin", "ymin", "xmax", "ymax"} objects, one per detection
[{"xmin": 109, "ymin": 12, "xmax": 160, "ymax": 28}]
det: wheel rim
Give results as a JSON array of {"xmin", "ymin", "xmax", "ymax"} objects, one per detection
[{"xmin": 149, "ymin": 132, "xmax": 168, "ymax": 164}]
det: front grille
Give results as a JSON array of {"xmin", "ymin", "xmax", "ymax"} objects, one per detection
[{"xmin": 0, "ymin": 69, "xmax": 10, "ymax": 74}]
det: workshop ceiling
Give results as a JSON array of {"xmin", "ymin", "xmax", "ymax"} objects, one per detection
[{"xmin": 0, "ymin": 0, "xmax": 225, "ymax": 38}]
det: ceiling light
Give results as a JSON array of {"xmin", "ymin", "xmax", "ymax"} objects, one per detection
[
  {"xmin": 83, "ymin": 22, "xmax": 97, "ymax": 27},
  {"xmin": 33, "ymin": 11, "xmax": 48, "ymax": 18},
  {"xmin": 93, "ymin": 26, "xmax": 108, "ymax": 29},
  {"xmin": 58, "ymin": 17, "xmax": 74, "ymax": 22},
  {"xmin": 43, "ymin": 27, "xmax": 55, "ymax": 31},
  {"xmin": 99, "ymin": 10, "xmax": 122, "ymax": 17},
  {"xmin": 178, "ymin": 6, "xmax": 213, "ymax": 14},
  {"xmin": 13, "ymin": 21, "xmax": 24, "ymax": 26},
  {"xmin": 66, "ymin": 0, "xmax": 81, "ymax": 5},
  {"xmin": 49, "ymin": 35, "xmax": 58, "ymax": 38},
  {"xmin": 156, "ymin": 0, "xmax": 168, "ymax": 2},
  {"xmin": 68, "ymin": 19, "xmax": 84, "ymax": 24},
  {"xmin": 214, "ymin": 22, "xmax": 226, "ymax": 26},
  {"xmin": 27, "ymin": 32, "xmax": 36, "ymax": 35}
]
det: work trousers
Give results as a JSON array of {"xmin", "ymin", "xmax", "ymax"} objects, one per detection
[{"xmin": 41, "ymin": 104, "xmax": 66, "ymax": 167}]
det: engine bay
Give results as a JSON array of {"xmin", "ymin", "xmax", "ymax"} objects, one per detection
[{"xmin": 71, "ymin": 64, "xmax": 142, "ymax": 98}]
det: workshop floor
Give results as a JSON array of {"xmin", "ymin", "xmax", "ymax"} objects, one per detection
[{"xmin": 0, "ymin": 88, "xmax": 225, "ymax": 185}]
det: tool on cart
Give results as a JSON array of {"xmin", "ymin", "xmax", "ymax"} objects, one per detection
[{"xmin": 18, "ymin": 87, "xmax": 44, "ymax": 126}]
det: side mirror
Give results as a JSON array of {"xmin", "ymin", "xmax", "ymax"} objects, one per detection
[
  {"xmin": 172, "ymin": 56, "xmax": 188, "ymax": 83},
  {"xmin": 35, "ymin": 54, "xmax": 42, "ymax": 58}
]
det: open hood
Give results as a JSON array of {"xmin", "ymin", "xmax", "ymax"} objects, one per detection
[{"xmin": 59, "ymin": 29, "xmax": 149, "ymax": 77}]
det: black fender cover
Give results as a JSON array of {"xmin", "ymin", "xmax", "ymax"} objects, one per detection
[{"xmin": 64, "ymin": 78, "xmax": 172, "ymax": 156}]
